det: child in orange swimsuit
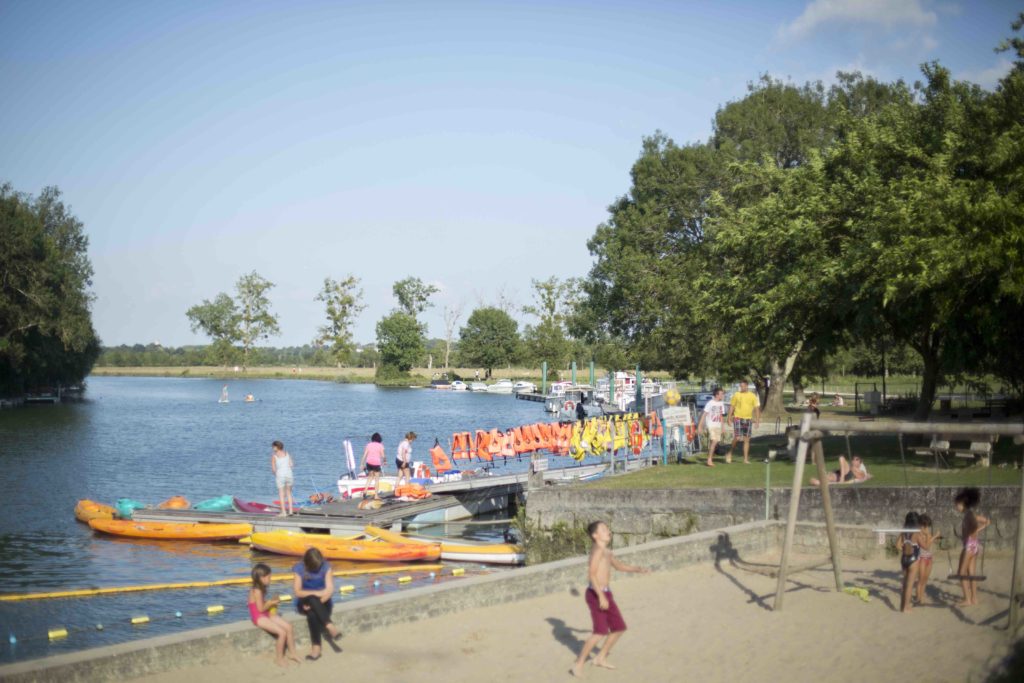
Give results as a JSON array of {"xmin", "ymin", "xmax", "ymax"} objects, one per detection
[
  {"xmin": 248, "ymin": 564, "xmax": 300, "ymax": 667},
  {"xmin": 954, "ymin": 487, "xmax": 989, "ymax": 607},
  {"xmin": 915, "ymin": 513, "xmax": 940, "ymax": 605}
]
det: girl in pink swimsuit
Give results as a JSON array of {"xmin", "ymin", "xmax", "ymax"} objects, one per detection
[
  {"xmin": 249, "ymin": 564, "xmax": 300, "ymax": 667},
  {"xmin": 954, "ymin": 488, "xmax": 989, "ymax": 607}
]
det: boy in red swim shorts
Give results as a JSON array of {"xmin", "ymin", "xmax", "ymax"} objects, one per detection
[{"xmin": 571, "ymin": 520, "xmax": 648, "ymax": 678}]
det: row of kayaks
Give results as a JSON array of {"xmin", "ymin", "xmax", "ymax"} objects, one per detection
[
  {"xmin": 75, "ymin": 500, "xmax": 524, "ymax": 564},
  {"xmin": 74, "ymin": 495, "xmax": 299, "ymax": 524}
]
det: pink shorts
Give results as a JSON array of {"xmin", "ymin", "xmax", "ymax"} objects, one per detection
[{"xmin": 585, "ymin": 588, "xmax": 627, "ymax": 635}]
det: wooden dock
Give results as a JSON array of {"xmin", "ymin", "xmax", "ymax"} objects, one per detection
[
  {"xmin": 514, "ymin": 391, "xmax": 547, "ymax": 403},
  {"xmin": 134, "ymin": 462, "xmax": 610, "ymax": 534}
]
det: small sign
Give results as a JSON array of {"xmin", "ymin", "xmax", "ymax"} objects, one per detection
[
  {"xmin": 661, "ymin": 406, "xmax": 692, "ymax": 428},
  {"xmin": 532, "ymin": 458, "xmax": 549, "ymax": 473}
]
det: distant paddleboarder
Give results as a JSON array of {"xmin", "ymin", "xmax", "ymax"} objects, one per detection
[{"xmin": 219, "ymin": 385, "xmax": 230, "ymax": 404}]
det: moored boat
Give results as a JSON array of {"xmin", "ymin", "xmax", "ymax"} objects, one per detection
[
  {"xmin": 232, "ymin": 497, "xmax": 281, "ymax": 514},
  {"xmin": 193, "ymin": 495, "xmax": 234, "ymax": 512},
  {"xmin": 365, "ymin": 525, "xmax": 525, "ymax": 565},
  {"xmin": 249, "ymin": 530, "xmax": 440, "ymax": 562},
  {"xmin": 157, "ymin": 495, "xmax": 190, "ymax": 509},
  {"xmin": 74, "ymin": 499, "xmax": 117, "ymax": 524},
  {"xmin": 88, "ymin": 519, "xmax": 252, "ymax": 541}
]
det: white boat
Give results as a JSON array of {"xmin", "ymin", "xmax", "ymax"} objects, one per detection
[
  {"xmin": 336, "ymin": 475, "xmax": 397, "ymax": 499},
  {"xmin": 512, "ymin": 381, "xmax": 536, "ymax": 394},
  {"xmin": 468, "ymin": 382, "xmax": 488, "ymax": 392},
  {"xmin": 450, "ymin": 380, "xmax": 468, "ymax": 391},
  {"xmin": 486, "ymin": 379, "xmax": 514, "ymax": 394}
]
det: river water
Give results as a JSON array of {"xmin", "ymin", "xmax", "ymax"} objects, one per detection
[{"xmin": 0, "ymin": 376, "xmax": 575, "ymax": 664}]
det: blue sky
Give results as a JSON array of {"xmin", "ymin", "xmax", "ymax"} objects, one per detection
[{"xmin": 1, "ymin": 0, "xmax": 1018, "ymax": 347}]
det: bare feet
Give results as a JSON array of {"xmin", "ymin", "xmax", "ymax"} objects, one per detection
[
  {"xmin": 275, "ymin": 659, "xmax": 287, "ymax": 667},
  {"xmin": 570, "ymin": 662, "xmax": 584, "ymax": 677},
  {"xmin": 725, "ymin": 454, "xmax": 732, "ymax": 464},
  {"xmin": 706, "ymin": 460, "xmax": 715, "ymax": 467},
  {"xmin": 743, "ymin": 459, "xmax": 750, "ymax": 464},
  {"xmin": 810, "ymin": 478, "xmax": 820, "ymax": 486},
  {"xmin": 593, "ymin": 660, "xmax": 616, "ymax": 670},
  {"xmin": 288, "ymin": 654, "xmax": 302, "ymax": 665},
  {"xmin": 326, "ymin": 623, "xmax": 341, "ymax": 639}
]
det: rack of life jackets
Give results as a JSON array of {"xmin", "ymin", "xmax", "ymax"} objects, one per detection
[{"xmin": 424, "ymin": 413, "xmax": 665, "ymax": 477}]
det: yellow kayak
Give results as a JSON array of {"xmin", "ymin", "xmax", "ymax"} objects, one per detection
[
  {"xmin": 75, "ymin": 500, "xmax": 117, "ymax": 524},
  {"xmin": 250, "ymin": 529, "xmax": 441, "ymax": 562},
  {"xmin": 88, "ymin": 519, "xmax": 252, "ymax": 541},
  {"xmin": 365, "ymin": 525, "xmax": 525, "ymax": 565}
]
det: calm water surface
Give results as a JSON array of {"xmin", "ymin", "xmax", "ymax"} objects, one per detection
[{"xmin": 0, "ymin": 376, "xmax": 564, "ymax": 663}]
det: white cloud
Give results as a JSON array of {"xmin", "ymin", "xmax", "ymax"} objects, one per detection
[
  {"xmin": 956, "ymin": 57, "xmax": 1014, "ymax": 90},
  {"xmin": 779, "ymin": 0, "xmax": 938, "ymax": 41}
]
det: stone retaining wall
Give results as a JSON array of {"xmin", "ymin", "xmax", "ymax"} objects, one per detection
[{"xmin": 526, "ymin": 485, "xmax": 1021, "ymax": 549}]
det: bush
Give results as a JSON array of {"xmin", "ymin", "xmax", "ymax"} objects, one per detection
[{"xmin": 511, "ymin": 510, "xmax": 592, "ymax": 564}]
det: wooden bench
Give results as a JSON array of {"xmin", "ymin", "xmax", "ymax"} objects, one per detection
[
  {"xmin": 952, "ymin": 440, "xmax": 993, "ymax": 467},
  {"xmin": 912, "ymin": 435, "xmax": 994, "ymax": 467},
  {"xmin": 910, "ymin": 436, "xmax": 950, "ymax": 467}
]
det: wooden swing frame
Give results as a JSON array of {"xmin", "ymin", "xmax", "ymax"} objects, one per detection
[{"xmin": 773, "ymin": 416, "xmax": 1024, "ymax": 638}]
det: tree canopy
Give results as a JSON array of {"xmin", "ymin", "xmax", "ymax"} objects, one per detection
[
  {"xmin": 0, "ymin": 184, "xmax": 100, "ymax": 395},
  {"xmin": 459, "ymin": 307, "xmax": 519, "ymax": 376}
]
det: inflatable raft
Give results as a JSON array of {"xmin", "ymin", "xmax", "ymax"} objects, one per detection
[
  {"xmin": 88, "ymin": 519, "xmax": 252, "ymax": 541},
  {"xmin": 74, "ymin": 500, "xmax": 117, "ymax": 524},
  {"xmin": 249, "ymin": 530, "xmax": 440, "ymax": 562},
  {"xmin": 232, "ymin": 497, "xmax": 281, "ymax": 514},
  {"xmin": 365, "ymin": 525, "xmax": 525, "ymax": 565}
]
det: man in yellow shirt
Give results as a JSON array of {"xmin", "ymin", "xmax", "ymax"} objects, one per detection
[{"xmin": 726, "ymin": 380, "xmax": 761, "ymax": 464}]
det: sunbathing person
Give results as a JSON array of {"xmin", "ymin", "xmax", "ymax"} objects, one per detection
[{"xmin": 810, "ymin": 455, "xmax": 870, "ymax": 486}]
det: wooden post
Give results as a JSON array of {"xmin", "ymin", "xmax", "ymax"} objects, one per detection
[
  {"xmin": 774, "ymin": 412, "xmax": 813, "ymax": 610},
  {"xmin": 1009, "ymin": 435, "xmax": 1024, "ymax": 635},
  {"xmin": 812, "ymin": 439, "xmax": 844, "ymax": 591}
]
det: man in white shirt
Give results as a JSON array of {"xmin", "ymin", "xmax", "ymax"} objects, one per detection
[{"xmin": 696, "ymin": 387, "xmax": 726, "ymax": 467}]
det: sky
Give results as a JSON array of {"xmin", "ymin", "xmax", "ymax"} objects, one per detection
[{"xmin": 1, "ymin": 0, "xmax": 1019, "ymax": 347}]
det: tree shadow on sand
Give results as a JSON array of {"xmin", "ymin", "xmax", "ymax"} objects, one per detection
[
  {"xmin": 546, "ymin": 617, "xmax": 589, "ymax": 655},
  {"xmin": 709, "ymin": 533, "xmax": 822, "ymax": 611}
]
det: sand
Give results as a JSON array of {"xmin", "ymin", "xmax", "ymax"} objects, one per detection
[{"xmin": 131, "ymin": 554, "xmax": 1019, "ymax": 683}]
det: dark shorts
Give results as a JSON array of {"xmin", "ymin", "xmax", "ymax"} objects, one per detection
[
  {"xmin": 585, "ymin": 588, "xmax": 626, "ymax": 635},
  {"xmin": 365, "ymin": 464, "xmax": 381, "ymax": 473},
  {"xmin": 733, "ymin": 418, "xmax": 752, "ymax": 437},
  {"xmin": 395, "ymin": 459, "xmax": 410, "ymax": 470}
]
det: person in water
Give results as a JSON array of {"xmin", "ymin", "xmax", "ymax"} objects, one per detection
[
  {"xmin": 571, "ymin": 520, "xmax": 648, "ymax": 678},
  {"xmin": 271, "ymin": 440, "xmax": 295, "ymax": 516},
  {"xmin": 360, "ymin": 432, "xmax": 385, "ymax": 499},
  {"xmin": 248, "ymin": 563, "xmax": 300, "ymax": 666}
]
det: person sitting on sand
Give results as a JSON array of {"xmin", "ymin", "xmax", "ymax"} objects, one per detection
[{"xmin": 810, "ymin": 455, "xmax": 870, "ymax": 486}]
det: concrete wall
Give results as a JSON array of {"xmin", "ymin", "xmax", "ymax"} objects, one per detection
[
  {"xmin": 526, "ymin": 485, "xmax": 1021, "ymax": 549},
  {"xmin": 0, "ymin": 520, "xmax": 778, "ymax": 683}
]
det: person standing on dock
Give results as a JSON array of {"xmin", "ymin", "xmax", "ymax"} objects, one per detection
[
  {"xmin": 271, "ymin": 441, "xmax": 295, "ymax": 515},
  {"xmin": 360, "ymin": 432, "xmax": 385, "ymax": 499},
  {"xmin": 396, "ymin": 431, "xmax": 416, "ymax": 486}
]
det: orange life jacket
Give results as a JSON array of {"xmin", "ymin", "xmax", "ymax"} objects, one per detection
[
  {"xmin": 431, "ymin": 445, "xmax": 453, "ymax": 474},
  {"xmin": 536, "ymin": 423, "xmax": 552, "ymax": 451},
  {"xmin": 630, "ymin": 420, "xmax": 644, "ymax": 454},
  {"xmin": 395, "ymin": 483, "xmax": 431, "ymax": 499},
  {"xmin": 487, "ymin": 429, "xmax": 502, "ymax": 458},
  {"xmin": 501, "ymin": 431, "xmax": 516, "ymax": 457},
  {"xmin": 474, "ymin": 430, "xmax": 492, "ymax": 461},
  {"xmin": 452, "ymin": 432, "xmax": 473, "ymax": 460},
  {"xmin": 648, "ymin": 412, "xmax": 663, "ymax": 438}
]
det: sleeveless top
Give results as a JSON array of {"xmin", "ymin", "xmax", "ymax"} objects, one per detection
[
  {"xmin": 365, "ymin": 442, "xmax": 384, "ymax": 466},
  {"xmin": 293, "ymin": 560, "xmax": 330, "ymax": 612},
  {"xmin": 274, "ymin": 451, "xmax": 293, "ymax": 477}
]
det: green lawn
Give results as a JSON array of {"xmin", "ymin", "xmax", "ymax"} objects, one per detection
[{"xmin": 584, "ymin": 434, "xmax": 1024, "ymax": 490}]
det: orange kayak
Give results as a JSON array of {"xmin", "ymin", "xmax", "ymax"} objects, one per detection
[
  {"xmin": 249, "ymin": 530, "xmax": 441, "ymax": 562},
  {"xmin": 365, "ymin": 525, "xmax": 525, "ymax": 565},
  {"xmin": 75, "ymin": 500, "xmax": 117, "ymax": 524},
  {"xmin": 157, "ymin": 496, "xmax": 190, "ymax": 509},
  {"xmin": 88, "ymin": 519, "xmax": 252, "ymax": 541}
]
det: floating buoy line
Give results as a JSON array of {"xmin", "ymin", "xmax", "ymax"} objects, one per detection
[{"xmin": 7, "ymin": 565, "xmax": 481, "ymax": 647}]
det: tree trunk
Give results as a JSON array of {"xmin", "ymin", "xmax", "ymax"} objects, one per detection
[
  {"xmin": 915, "ymin": 350, "xmax": 940, "ymax": 421},
  {"xmin": 793, "ymin": 381, "xmax": 806, "ymax": 406},
  {"xmin": 763, "ymin": 342, "xmax": 803, "ymax": 416},
  {"xmin": 443, "ymin": 342, "xmax": 451, "ymax": 369}
]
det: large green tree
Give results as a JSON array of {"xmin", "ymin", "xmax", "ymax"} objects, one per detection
[
  {"xmin": 186, "ymin": 293, "xmax": 239, "ymax": 366},
  {"xmin": 459, "ymin": 307, "xmax": 519, "ymax": 377},
  {"xmin": 314, "ymin": 275, "xmax": 365, "ymax": 366},
  {"xmin": 235, "ymin": 271, "xmax": 280, "ymax": 369},
  {"xmin": 392, "ymin": 277, "xmax": 438, "ymax": 318},
  {"xmin": 375, "ymin": 312, "xmax": 425, "ymax": 373},
  {"xmin": 0, "ymin": 184, "xmax": 100, "ymax": 395},
  {"xmin": 522, "ymin": 276, "xmax": 579, "ymax": 369}
]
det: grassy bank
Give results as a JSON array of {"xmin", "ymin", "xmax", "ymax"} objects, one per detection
[{"xmin": 584, "ymin": 433, "xmax": 1024, "ymax": 490}]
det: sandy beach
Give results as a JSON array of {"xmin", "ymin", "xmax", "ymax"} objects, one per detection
[{"xmin": 130, "ymin": 553, "xmax": 1018, "ymax": 683}]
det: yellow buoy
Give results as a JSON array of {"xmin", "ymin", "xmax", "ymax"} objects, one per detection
[
  {"xmin": 277, "ymin": 594, "xmax": 291, "ymax": 601},
  {"xmin": 131, "ymin": 616, "xmax": 149, "ymax": 625},
  {"xmin": 206, "ymin": 605, "xmax": 224, "ymax": 614},
  {"xmin": 48, "ymin": 628, "xmax": 68, "ymax": 640},
  {"xmin": 339, "ymin": 585, "xmax": 355, "ymax": 593},
  {"xmin": 397, "ymin": 576, "xmax": 412, "ymax": 583},
  {"xmin": 451, "ymin": 568, "xmax": 465, "ymax": 576}
]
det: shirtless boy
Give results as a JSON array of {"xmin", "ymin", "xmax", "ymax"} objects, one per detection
[{"xmin": 571, "ymin": 521, "xmax": 648, "ymax": 678}]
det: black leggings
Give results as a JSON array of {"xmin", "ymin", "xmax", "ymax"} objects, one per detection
[{"xmin": 298, "ymin": 596, "xmax": 333, "ymax": 646}]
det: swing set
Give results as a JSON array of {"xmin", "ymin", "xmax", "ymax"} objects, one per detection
[{"xmin": 772, "ymin": 413, "xmax": 1024, "ymax": 635}]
